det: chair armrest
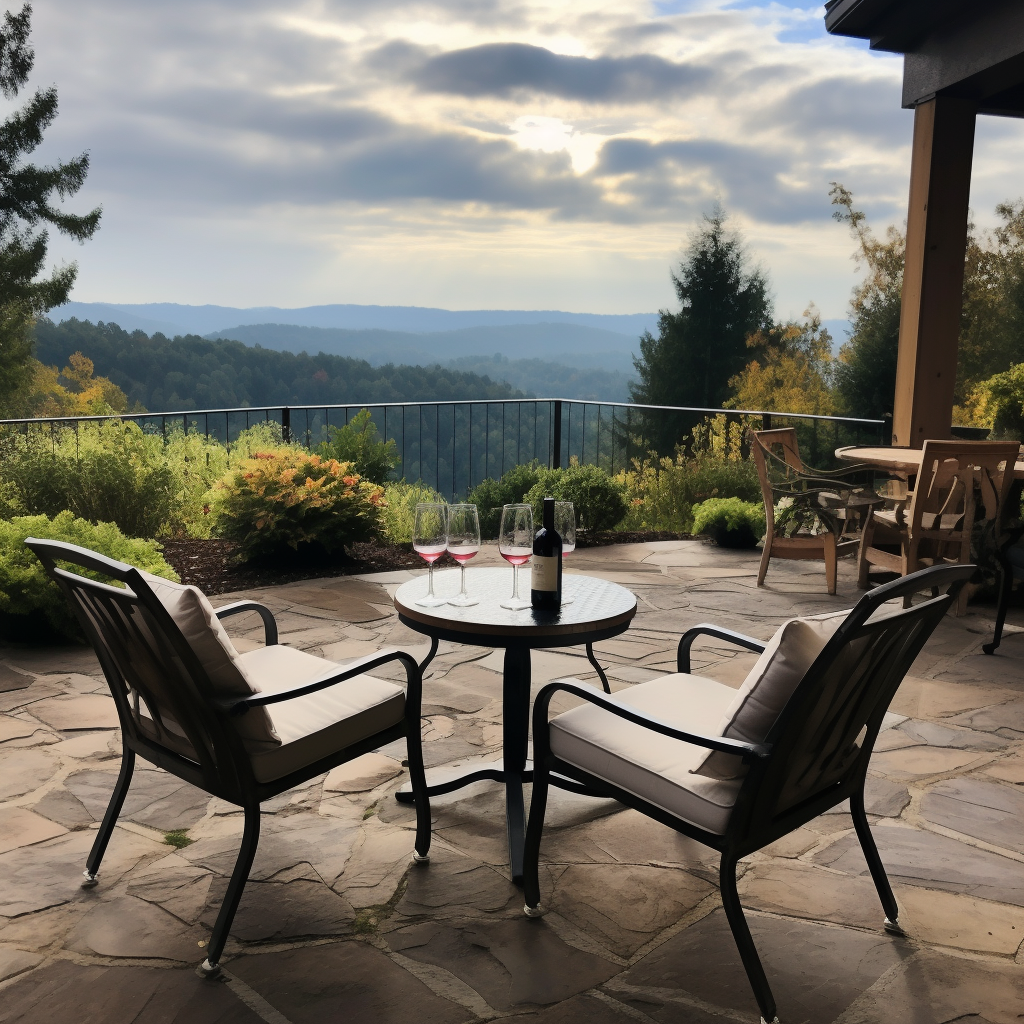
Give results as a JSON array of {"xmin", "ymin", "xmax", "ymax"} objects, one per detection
[
  {"xmin": 215, "ymin": 601, "xmax": 279, "ymax": 646},
  {"xmin": 220, "ymin": 647, "xmax": 420, "ymax": 714},
  {"xmin": 677, "ymin": 624, "xmax": 767, "ymax": 673},
  {"xmin": 532, "ymin": 680, "xmax": 770, "ymax": 761}
]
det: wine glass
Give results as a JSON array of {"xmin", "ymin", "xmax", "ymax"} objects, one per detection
[
  {"xmin": 413, "ymin": 502, "xmax": 448, "ymax": 608},
  {"xmin": 498, "ymin": 504, "xmax": 533, "ymax": 610},
  {"xmin": 447, "ymin": 503, "xmax": 480, "ymax": 607},
  {"xmin": 554, "ymin": 501, "xmax": 576, "ymax": 605}
]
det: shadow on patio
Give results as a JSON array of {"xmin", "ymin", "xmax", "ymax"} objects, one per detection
[{"xmin": 1, "ymin": 540, "xmax": 1023, "ymax": 1022}]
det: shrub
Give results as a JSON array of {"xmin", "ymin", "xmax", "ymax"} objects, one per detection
[
  {"xmin": 524, "ymin": 463, "xmax": 628, "ymax": 534},
  {"xmin": 690, "ymin": 497, "xmax": 766, "ymax": 549},
  {"xmin": 213, "ymin": 450, "xmax": 384, "ymax": 560},
  {"xmin": 380, "ymin": 481, "xmax": 446, "ymax": 544},
  {"xmin": 467, "ymin": 462, "xmax": 543, "ymax": 539},
  {"xmin": 318, "ymin": 409, "xmax": 400, "ymax": 484},
  {"xmin": 973, "ymin": 363, "xmax": 1024, "ymax": 440},
  {"xmin": 0, "ymin": 511, "xmax": 178, "ymax": 641},
  {"xmin": 617, "ymin": 447, "xmax": 760, "ymax": 534}
]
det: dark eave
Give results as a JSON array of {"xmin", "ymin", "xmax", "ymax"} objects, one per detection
[{"xmin": 824, "ymin": 0, "xmax": 973, "ymax": 54}]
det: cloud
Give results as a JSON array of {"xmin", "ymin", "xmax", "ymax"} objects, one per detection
[{"xmin": 409, "ymin": 42, "xmax": 712, "ymax": 101}]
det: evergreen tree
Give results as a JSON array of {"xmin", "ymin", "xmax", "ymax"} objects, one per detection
[
  {"xmin": 0, "ymin": 4, "xmax": 100, "ymax": 413},
  {"xmin": 630, "ymin": 208, "xmax": 772, "ymax": 452}
]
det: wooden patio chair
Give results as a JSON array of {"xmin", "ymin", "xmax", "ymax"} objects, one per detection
[
  {"xmin": 522, "ymin": 562, "xmax": 974, "ymax": 1024},
  {"xmin": 25, "ymin": 538, "xmax": 432, "ymax": 977},
  {"xmin": 751, "ymin": 427, "xmax": 881, "ymax": 595},
  {"xmin": 856, "ymin": 440, "xmax": 1020, "ymax": 615}
]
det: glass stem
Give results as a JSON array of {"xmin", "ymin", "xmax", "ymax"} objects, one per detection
[
  {"xmin": 512, "ymin": 564, "xmax": 520, "ymax": 601},
  {"xmin": 460, "ymin": 563, "xmax": 467, "ymax": 597},
  {"xmin": 427, "ymin": 562, "xmax": 435, "ymax": 598}
]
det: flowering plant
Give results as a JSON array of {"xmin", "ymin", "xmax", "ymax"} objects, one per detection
[{"xmin": 214, "ymin": 450, "xmax": 385, "ymax": 560}]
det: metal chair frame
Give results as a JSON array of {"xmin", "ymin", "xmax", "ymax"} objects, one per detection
[
  {"xmin": 523, "ymin": 563, "xmax": 974, "ymax": 1024},
  {"xmin": 25, "ymin": 537, "xmax": 432, "ymax": 976}
]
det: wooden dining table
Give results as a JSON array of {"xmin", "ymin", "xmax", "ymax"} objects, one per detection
[{"xmin": 835, "ymin": 445, "xmax": 1024, "ymax": 479}]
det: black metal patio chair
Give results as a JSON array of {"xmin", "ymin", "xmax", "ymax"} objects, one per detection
[
  {"xmin": 522, "ymin": 562, "xmax": 974, "ymax": 1024},
  {"xmin": 25, "ymin": 538, "xmax": 432, "ymax": 977}
]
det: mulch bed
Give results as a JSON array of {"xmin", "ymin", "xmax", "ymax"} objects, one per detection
[{"xmin": 160, "ymin": 531, "xmax": 693, "ymax": 596}]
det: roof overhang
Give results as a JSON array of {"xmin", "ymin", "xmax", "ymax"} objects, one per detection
[{"xmin": 824, "ymin": 0, "xmax": 1024, "ymax": 116}]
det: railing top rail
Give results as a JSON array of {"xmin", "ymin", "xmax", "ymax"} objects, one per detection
[{"xmin": 0, "ymin": 399, "xmax": 887, "ymax": 428}]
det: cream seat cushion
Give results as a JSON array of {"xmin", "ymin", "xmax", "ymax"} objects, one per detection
[
  {"xmin": 238, "ymin": 645, "xmax": 406, "ymax": 783},
  {"xmin": 548, "ymin": 674, "xmax": 743, "ymax": 834}
]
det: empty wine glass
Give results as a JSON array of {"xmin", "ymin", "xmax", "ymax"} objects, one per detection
[
  {"xmin": 554, "ymin": 501, "xmax": 576, "ymax": 605},
  {"xmin": 498, "ymin": 504, "xmax": 533, "ymax": 610},
  {"xmin": 447, "ymin": 503, "xmax": 480, "ymax": 607},
  {"xmin": 413, "ymin": 502, "xmax": 448, "ymax": 608}
]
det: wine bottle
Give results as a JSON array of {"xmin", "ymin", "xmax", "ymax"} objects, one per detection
[{"xmin": 531, "ymin": 497, "xmax": 562, "ymax": 609}]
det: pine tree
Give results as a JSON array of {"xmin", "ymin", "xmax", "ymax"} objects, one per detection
[
  {"xmin": 0, "ymin": 3, "xmax": 100, "ymax": 413},
  {"xmin": 630, "ymin": 208, "xmax": 772, "ymax": 452}
]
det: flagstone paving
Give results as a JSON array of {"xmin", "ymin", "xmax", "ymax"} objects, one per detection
[{"xmin": 1, "ymin": 539, "xmax": 1023, "ymax": 1023}]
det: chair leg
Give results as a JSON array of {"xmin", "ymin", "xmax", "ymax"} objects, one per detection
[
  {"xmin": 857, "ymin": 520, "xmax": 872, "ymax": 590},
  {"xmin": 823, "ymin": 532, "xmax": 838, "ymax": 595},
  {"xmin": 720, "ymin": 853, "xmax": 778, "ymax": 1024},
  {"xmin": 983, "ymin": 552, "xmax": 1013, "ymax": 655},
  {"xmin": 406, "ymin": 713, "xmax": 432, "ymax": 862},
  {"xmin": 83, "ymin": 749, "xmax": 135, "ymax": 886},
  {"xmin": 200, "ymin": 803, "xmax": 260, "ymax": 975},
  {"xmin": 522, "ymin": 758, "xmax": 550, "ymax": 916},
  {"xmin": 757, "ymin": 532, "xmax": 772, "ymax": 587},
  {"xmin": 851, "ymin": 786, "xmax": 903, "ymax": 935}
]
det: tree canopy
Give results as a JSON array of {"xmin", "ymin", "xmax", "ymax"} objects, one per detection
[
  {"xmin": 631, "ymin": 208, "xmax": 773, "ymax": 449},
  {"xmin": 0, "ymin": 4, "xmax": 100, "ymax": 413}
]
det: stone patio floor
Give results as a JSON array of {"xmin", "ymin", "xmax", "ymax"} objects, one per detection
[{"xmin": 1, "ymin": 540, "xmax": 1024, "ymax": 1023}]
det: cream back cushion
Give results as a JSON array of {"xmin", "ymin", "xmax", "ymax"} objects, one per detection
[
  {"xmin": 692, "ymin": 609, "xmax": 848, "ymax": 780},
  {"xmin": 138, "ymin": 571, "xmax": 281, "ymax": 750}
]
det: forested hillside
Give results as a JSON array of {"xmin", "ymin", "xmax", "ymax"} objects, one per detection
[{"xmin": 33, "ymin": 319, "xmax": 521, "ymax": 411}]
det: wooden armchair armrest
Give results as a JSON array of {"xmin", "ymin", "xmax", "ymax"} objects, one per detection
[
  {"xmin": 532, "ymin": 680, "xmax": 770, "ymax": 761},
  {"xmin": 677, "ymin": 624, "xmax": 767, "ymax": 674},
  {"xmin": 215, "ymin": 601, "xmax": 279, "ymax": 646}
]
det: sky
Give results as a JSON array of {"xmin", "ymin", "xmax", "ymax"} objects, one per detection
[{"xmin": 18, "ymin": 0, "xmax": 1024, "ymax": 320}]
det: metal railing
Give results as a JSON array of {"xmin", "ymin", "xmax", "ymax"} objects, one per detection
[{"xmin": 0, "ymin": 399, "xmax": 888, "ymax": 501}]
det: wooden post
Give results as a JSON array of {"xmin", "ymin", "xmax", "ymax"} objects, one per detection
[{"xmin": 892, "ymin": 96, "xmax": 977, "ymax": 448}]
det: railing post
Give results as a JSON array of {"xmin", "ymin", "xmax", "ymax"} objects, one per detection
[
  {"xmin": 762, "ymin": 412, "xmax": 772, "ymax": 431},
  {"xmin": 281, "ymin": 406, "xmax": 291, "ymax": 443},
  {"xmin": 552, "ymin": 400, "xmax": 562, "ymax": 469}
]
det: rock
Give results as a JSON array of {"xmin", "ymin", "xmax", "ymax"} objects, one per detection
[
  {"xmin": 0, "ymin": 715, "xmax": 42, "ymax": 742},
  {"xmin": 893, "ymin": 884, "xmax": 1024, "ymax": 955},
  {"xmin": 28, "ymin": 694, "xmax": 119, "ymax": 731},
  {"xmin": 30, "ymin": 788, "xmax": 95, "ymax": 829},
  {"xmin": 897, "ymin": 719, "xmax": 1009, "ymax": 751},
  {"xmin": 0, "ymin": 663, "xmax": 33, "ymax": 693},
  {"xmin": 203, "ymin": 879, "xmax": 355, "ymax": 941},
  {"xmin": 324, "ymin": 753, "xmax": 403, "ymax": 793},
  {"xmin": 0, "ymin": 944, "xmax": 43, "ymax": 983},
  {"xmin": 869, "ymin": 745, "xmax": 985, "ymax": 780},
  {"xmin": 126, "ymin": 857, "xmax": 214, "ymax": 924},
  {"xmin": 617, "ymin": 908, "xmax": 905, "ymax": 1022},
  {"xmin": 229, "ymin": 941, "xmax": 469, "ymax": 1024},
  {"xmin": 397, "ymin": 849, "xmax": 516, "ymax": 917},
  {"xmin": 919, "ymin": 778, "xmax": 1024, "ymax": 855},
  {"xmin": 65, "ymin": 768, "xmax": 211, "ymax": 831},
  {"xmin": 815, "ymin": 825, "xmax": 1024, "ymax": 907},
  {"xmin": 0, "ymin": 807, "xmax": 67, "ymax": 855},
  {"xmin": 334, "ymin": 821, "xmax": 415, "ymax": 908},
  {"xmin": 68, "ymin": 895, "xmax": 207, "ymax": 960},
  {"xmin": 0, "ymin": 748, "xmax": 59, "ymax": 801},
  {"xmin": 950, "ymin": 699, "xmax": 1024, "ymax": 736}
]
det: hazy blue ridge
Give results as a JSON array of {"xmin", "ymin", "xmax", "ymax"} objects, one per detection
[
  {"xmin": 32, "ymin": 319, "xmax": 525, "ymax": 411},
  {"xmin": 50, "ymin": 300, "xmax": 660, "ymax": 338}
]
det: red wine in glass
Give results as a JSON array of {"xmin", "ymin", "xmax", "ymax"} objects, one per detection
[
  {"xmin": 413, "ymin": 503, "xmax": 448, "ymax": 607},
  {"xmin": 447, "ymin": 504, "xmax": 481, "ymax": 607},
  {"xmin": 498, "ymin": 504, "xmax": 533, "ymax": 610}
]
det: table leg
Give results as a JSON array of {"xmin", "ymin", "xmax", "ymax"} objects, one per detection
[{"xmin": 503, "ymin": 646, "xmax": 530, "ymax": 883}]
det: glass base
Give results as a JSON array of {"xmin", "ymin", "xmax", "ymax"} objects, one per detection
[
  {"xmin": 500, "ymin": 597, "xmax": 531, "ymax": 611},
  {"xmin": 415, "ymin": 594, "xmax": 448, "ymax": 608},
  {"xmin": 448, "ymin": 593, "xmax": 478, "ymax": 607}
]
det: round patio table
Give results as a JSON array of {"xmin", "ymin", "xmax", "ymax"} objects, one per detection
[
  {"xmin": 393, "ymin": 566, "xmax": 636, "ymax": 882},
  {"xmin": 836, "ymin": 444, "xmax": 1024, "ymax": 477}
]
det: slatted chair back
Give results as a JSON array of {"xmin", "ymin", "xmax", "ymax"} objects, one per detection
[
  {"xmin": 734, "ymin": 565, "xmax": 968, "ymax": 839},
  {"xmin": 750, "ymin": 428, "xmax": 802, "ymax": 525},
  {"xmin": 25, "ymin": 539, "xmax": 247, "ymax": 799}
]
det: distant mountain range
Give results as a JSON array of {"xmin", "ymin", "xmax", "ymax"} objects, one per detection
[{"xmin": 50, "ymin": 301, "xmax": 660, "ymax": 339}]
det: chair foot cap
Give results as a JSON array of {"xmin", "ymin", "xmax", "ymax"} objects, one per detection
[
  {"xmin": 883, "ymin": 917, "xmax": 905, "ymax": 936},
  {"xmin": 81, "ymin": 871, "xmax": 98, "ymax": 889},
  {"xmin": 760, "ymin": 1017, "xmax": 780, "ymax": 1024},
  {"xmin": 412, "ymin": 851, "xmax": 430, "ymax": 864},
  {"xmin": 197, "ymin": 958, "xmax": 220, "ymax": 979},
  {"xmin": 523, "ymin": 903, "xmax": 544, "ymax": 918}
]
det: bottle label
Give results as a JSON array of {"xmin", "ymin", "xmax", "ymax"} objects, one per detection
[{"xmin": 531, "ymin": 555, "xmax": 558, "ymax": 592}]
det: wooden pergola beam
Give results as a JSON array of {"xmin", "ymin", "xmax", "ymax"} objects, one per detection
[{"xmin": 891, "ymin": 95, "xmax": 977, "ymax": 448}]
